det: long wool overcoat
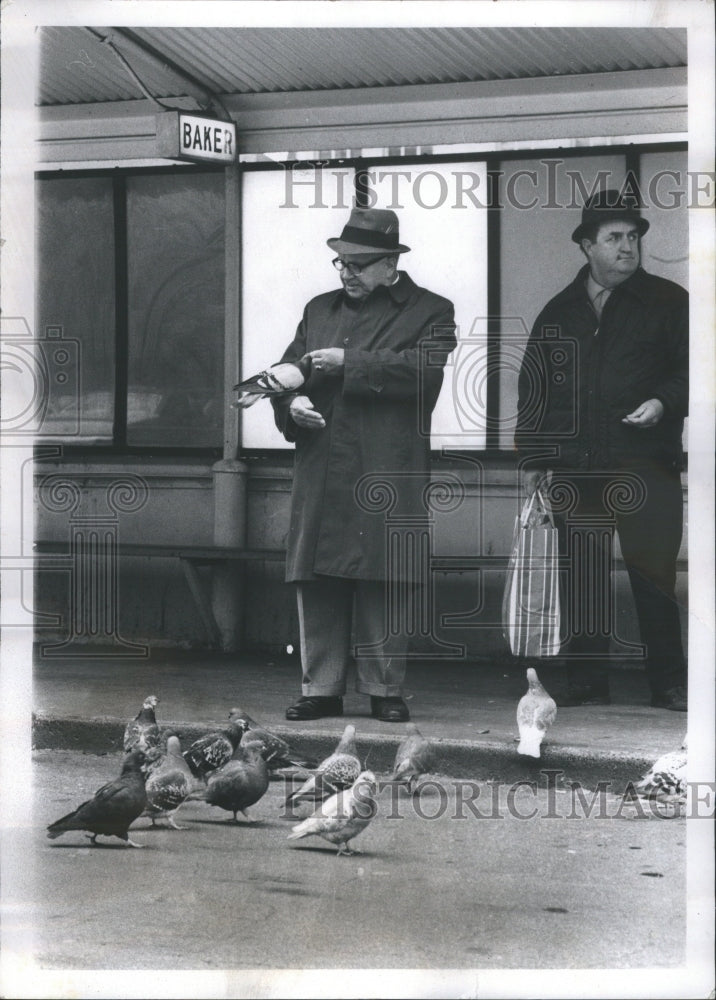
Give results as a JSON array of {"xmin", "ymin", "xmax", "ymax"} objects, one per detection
[{"xmin": 273, "ymin": 272, "xmax": 456, "ymax": 582}]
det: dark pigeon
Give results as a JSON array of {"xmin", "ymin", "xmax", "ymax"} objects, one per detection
[
  {"xmin": 47, "ymin": 749, "xmax": 149, "ymax": 848},
  {"xmin": 204, "ymin": 741, "xmax": 270, "ymax": 822}
]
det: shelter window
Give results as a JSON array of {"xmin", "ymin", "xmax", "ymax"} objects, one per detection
[{"xmin": 36, "ymin": 169, "xmax": 225, "ymax": 450}]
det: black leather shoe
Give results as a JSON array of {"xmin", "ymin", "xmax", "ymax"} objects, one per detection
[
  {"xmin": 651, "ymin": 685, "xmax": 687, "ymax": 712},
  {"xmin": 556, "ymin": 685, "xmax": 611, "ymax": 707},
  {"xmin": 285, "ymin": 696, "xmax": 343, "ymax": 721},
  {"xmin": 370, "ymin": 696, "xmax": 410, "ymax": 722}
]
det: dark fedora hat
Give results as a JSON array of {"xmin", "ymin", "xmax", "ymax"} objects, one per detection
[
  {"xmin": 572, "ymin": 188, "xmax": 650, "ymax": 243},
  {"xmin": 327, "ymin": 207, "xmax": 411, "ymax": 255}
]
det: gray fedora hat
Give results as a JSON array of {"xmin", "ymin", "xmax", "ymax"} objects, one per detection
[
  {"xmin": 327, "ymin": 207, "xmax": 411, "ymax": 255},
  {"xmin": 572, "ymin": 188, "xmax": 650, "ymax": 243}
]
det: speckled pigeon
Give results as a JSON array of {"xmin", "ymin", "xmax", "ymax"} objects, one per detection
[
  {"xmin": 183, "ymin": 719, "xmax": 249, "ymax": 780},
  {"xmin": 516, "ymin": 667, "xmax": 557, "ymax": 758},
  {"xmin": 204, "ymin": 740, "xmax": 270, "ymax": 822},
  {"xmin": 143, "ymin": 735, "xmax": 199, "ymax": 829},
  {"xmin": 227, "ymin": 705, "xmax": 316, "ymax": 774},
  {"xmin": 288, "ymin": 770, "xmax": 378, "ymax": 856},
  {"xmin": 387, "ymin": 723, "xmax": 436, "ymax": 794},
  {"xmin": 47, "ymin": 749, "xmax": 149, "ymax": 848},
  {"xmin": 123, "ymin": 694, "xmax": 160, "ymax": 754},
  {"xmin": 634, "ymin": 733, "xmax": 688, "ymax": 806},
  {"xmin": 285, "ymin": 724, "xmax": 361, "ymax": 814},
  {"xmin": 233, "ymin": 357, "xmax": 312, "ymax": 408}
]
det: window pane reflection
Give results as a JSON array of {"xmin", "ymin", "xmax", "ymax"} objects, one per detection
[
  {"xmin": 36, "ymin": 175, "xmax": 116, "ymax": 440},
  {"xmin": 126, "ymin": 172, "xmax": 225, "ymax": 447}
]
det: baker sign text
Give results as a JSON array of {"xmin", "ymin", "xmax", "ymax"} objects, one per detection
[{"xmin": 179, "ymin": 114, "xmax": 236, "ymax": 163}]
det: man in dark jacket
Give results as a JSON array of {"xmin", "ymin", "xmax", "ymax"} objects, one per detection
[
  {"xmin": 273, "ymin": 207, "xmax": 456, "ymax": 722},
  {"xmin": 515, "ymin": 189, "xmax": 688, "ymax": 711}
]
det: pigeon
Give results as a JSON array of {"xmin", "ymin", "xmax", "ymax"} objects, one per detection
[
  {"xmin": 47, "ymin": 749, "xmax": 149, "ymax": 848},
  {"xmin": 203, "ymin": 740, "xmax": 270, "ymax": 822},
  {"xmin": 182, "ymin": 719, "xmax": 249, "ymax": 780},
  {"xmin": 227, "ymin": 706, "xmax": 316, "ymax": 774},
  {"xmin": 633, "ymin": 734, "xmax": 688, "ymax": 806},
  {"xmin": 285, "ymin": 724, "xmax": 361, "ymax": 813},
  {"xmin": 387, "ymin": 723, "xmax": 436, "ymax": 794},
  {"xmin": 288, "ymin": 770, "xmax": 378, "ymax": 856},
  {"xmin": 123, "ymin": 695, "xmax": 160, "ymax": 754},
  {"xmin": 516, "ymin": 667, "xmax": 557, "ymax": 758},
  {"xmin": 142, "ymin": 735, "xmax": 199, "ymax": 830},
  {"xmin": 233, "ymin": 357, "xmax": 312, "ymax": 408}
]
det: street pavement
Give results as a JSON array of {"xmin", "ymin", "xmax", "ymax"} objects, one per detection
[
  {"xmin": 28, "ymin": 749, "xmax": 686, "ymax": 972},
  {"xmin": 16, "ymin": 648, "xmax": 710, "ymax": 997}
]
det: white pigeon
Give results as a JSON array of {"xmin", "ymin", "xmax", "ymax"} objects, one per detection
[
  {"xmin": 387, "ymin": 723, "xmax": 435, "ymax": 794},
  {"xmin": 633, "ymin": 734, "xmax": 688, "ymax": 806},
  {"xmin": 233, "ymin": 357, "xmax": 312, "ymax": 408},
  {"xmin": 516, "ymin": 667, "xmax": 557, "ymax": 758},
  {"xmin": 285, "ymin": 724, "xmax": 361, "ymax": 814},
  {"xmin": 287, "ymin": 770, "xmax": 378, "ymax": 856}
]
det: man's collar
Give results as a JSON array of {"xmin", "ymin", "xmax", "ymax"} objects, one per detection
[
  {"xmin": 586, "ymin": 272, "xmax": 610, "ymax": 300},
  {"xmin": 561, "ymin": 264, "xmax": 650, "ymax": 305},
  {"xmin": 386, "ymin": 271, "xmax": 411, "ymax": 302},
  {"xmin": 330, "ymin": 271, "xmax": 411, "ymax": 309}
]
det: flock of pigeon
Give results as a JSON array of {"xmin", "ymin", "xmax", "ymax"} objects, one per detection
[
  {"xmin": 46, "ymin": 697, "xmax": 435, "ymax": 855},
  {"xmin": 46, "ymin": 669, "xmax": 688, "ymax": 853}
]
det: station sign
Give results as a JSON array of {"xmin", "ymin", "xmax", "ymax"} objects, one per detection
[{"xmin": 156, "ymin": 111, "xmax": 237, "ymax": 164}]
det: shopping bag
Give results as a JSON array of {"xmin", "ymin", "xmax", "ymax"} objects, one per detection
[{"xmin": 502, "ymin": 488, "xmax": 561, "ymax": 657}]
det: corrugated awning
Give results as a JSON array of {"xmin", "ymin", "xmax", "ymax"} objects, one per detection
[{"xmin": 39, "ymin": 25, "xmax": 687, "ymax": 106}]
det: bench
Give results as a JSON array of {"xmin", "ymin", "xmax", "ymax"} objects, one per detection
[
  {"xmin": 33, "ymin": 540, "xmax": 286, "ymax": 648},
  {"xmin": 33, "ymin": 541, "xmax": 687, "ymax": 649}
]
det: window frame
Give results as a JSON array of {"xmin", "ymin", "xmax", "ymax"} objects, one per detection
[
  {"xmin": 35, "ymin": 163, "xmax": 228, "ymax": 459},
  {"xmin": 34, "ymin": 139, "xmax": 687, "ymax": 462}
]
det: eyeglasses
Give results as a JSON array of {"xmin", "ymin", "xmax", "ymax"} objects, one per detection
[{"xmin": 332, "ymin": 255, "xmax": 390, "ymax": 275}]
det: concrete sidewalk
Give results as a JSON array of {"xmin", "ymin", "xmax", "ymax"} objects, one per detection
[{"xmin": 32, "ymin": 647, "xmax": 687, "ymax": 792}]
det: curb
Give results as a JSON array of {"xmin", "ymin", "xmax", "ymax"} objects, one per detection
[{"xmin": 32, "ymin": 715, "xmax": 653, "ymax": 794}]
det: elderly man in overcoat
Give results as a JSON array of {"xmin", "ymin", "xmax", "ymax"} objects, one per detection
[
  {"xmin": 515, "ymin": 189, "xmax": 688, "ymax": 711},
  {"xmin": 272, "ymin": 207, "xmax": 456, "ymax": 722}
]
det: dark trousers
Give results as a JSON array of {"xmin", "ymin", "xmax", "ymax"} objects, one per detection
[
  {"xmin": 295, "ymin": 578, "xmax": 408, "ymax": 698},
  {"xmin": 553, "ymin": 463, "xmax": 686, "ymax": 695}
]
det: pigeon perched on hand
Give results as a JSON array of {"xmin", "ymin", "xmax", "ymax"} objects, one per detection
[
  {"xmin": 143, "ymin": 735, "xmax": 199, "ymax": 830},
  {"xmin": 203, "ymin": 740, "xmax": 270, "ymax": 823},
  {"xmin": 288, "ymin": 770, "xmax": 378, "ymax": 856},
  {"xmin": 387, "ymin": 723, "xmax": 435, "ymax": 794},
  {"xmin": 285, "ymin": 724, "xmax": 361, "ymax": 814},
  {"xmin": 123, "ymin": 695, "xmax": 160, "ymax": 754},
  {"xmin": 633, "ymin": 734, "xmax": 688, "ymax": 806},
  {"xmin": 227, "ymin": 706, "xmax": 316, "ymax": 775},
  {"xmin": 183, "ymin": 719, "xmax": 249, "ymax": 780},
  {"xmin": 47, "ymin": 749, "xmax": 149, "ymax": 848},
  {"xmin": 233, "ymin": 357, "xmax": 312, "ymax": 408},
  {"xmin": 516, "ymin": 667, "xmax": 557, "ymax": 758}
]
